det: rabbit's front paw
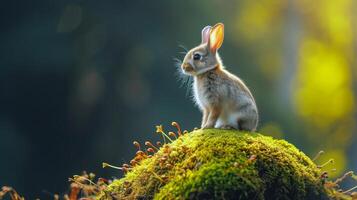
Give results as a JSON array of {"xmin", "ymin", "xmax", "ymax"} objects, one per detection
[{"xmin": 201, "ymin": 123, "xmax": 215, "ymax": 129}]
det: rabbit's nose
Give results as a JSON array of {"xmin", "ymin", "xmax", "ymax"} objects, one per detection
[{"xmin": 182, "ymin": 63, "xmax": 194, "ymax": 72}]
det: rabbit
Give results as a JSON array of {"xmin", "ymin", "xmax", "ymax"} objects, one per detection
[{"xmin": 180, "ymin": 23, "xmax": 258, "ymax": 131}]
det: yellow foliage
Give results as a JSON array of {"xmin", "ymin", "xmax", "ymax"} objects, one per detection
[
  {"xmin": 259, "ymin": 52, "xmax": 283, "ymax": 81},
  {"xmin": 296, "ymin": 0, "xmax": 353, "ymax": 47},
  {"xmin": 236, "ymin": 0, "xmax": 356, "ymax": 176},
  {"xmin": 236, "ymin": 0, "xmax": 286, "ymax": 41},
  {"xmin": 294, "ymin": 0, "xmax": 355, "ymax": 176},
  {"xmin": 294, "ymin": 38, "xmax": 354, "ymax": 128}
]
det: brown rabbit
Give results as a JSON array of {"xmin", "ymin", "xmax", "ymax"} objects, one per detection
[{"xmin": 180, "ymin": 23, "xmax": 258, "ymax": 131}]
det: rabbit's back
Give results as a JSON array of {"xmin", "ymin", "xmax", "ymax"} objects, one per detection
[
  {"xmin": 193, "ymin": 68, "xmax": 258, "ymax": 130},
  {"xmin": 194, "ymin": 69, "xmax": 255, "ymax": 108}
]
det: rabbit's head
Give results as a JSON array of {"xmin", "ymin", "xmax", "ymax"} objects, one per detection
[{"xmin": 181, "ymin": 23, "xmax": 224, "ymax": 76}]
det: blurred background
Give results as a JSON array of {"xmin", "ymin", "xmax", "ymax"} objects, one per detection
[{"xmin": 0, "ymin": 0, "xmax": 356, "ymax": 198}]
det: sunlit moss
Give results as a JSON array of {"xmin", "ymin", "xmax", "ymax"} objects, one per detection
[{"xmin": 97, "ymin": 129, "xmax": 328, "ymax": 200}]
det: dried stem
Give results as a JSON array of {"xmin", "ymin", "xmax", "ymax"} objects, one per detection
[
  {"xmin": 171, "ymin": 122, "xmax": 182, "ymax": 136},
  {"xmin": 145, "ymin": 141, "xmax": 159, "ymax": 151},
  {"xmin": 342, "ymin": 185, "xmax": 357, "ymax": 194},
  {"xmin": 102, "ymin": 162, "xmax": 123, "ymax": 170},
  {"xmin": 318, "ymin": 159, "xmax": 334, "ymax": 168},
  {"xmin": 312, "ymin": 150, "xmax": 324, "ymax": 161},
  {"xmin": 334, "ymin": 171, "xmax": 354, "ymax": 184}
]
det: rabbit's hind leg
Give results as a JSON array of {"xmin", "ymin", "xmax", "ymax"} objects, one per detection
[{"xmin": 237, "ymin": 115, "xmax": 258, "ymax": 132}]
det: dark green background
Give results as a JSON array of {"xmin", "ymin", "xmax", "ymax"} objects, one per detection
[{"xmin": 0, "ymin": 0, "xmax": 356, "ymax": 199}]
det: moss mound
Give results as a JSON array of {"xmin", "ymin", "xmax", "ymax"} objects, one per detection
[{"xmin": 97, "ymin": 129, "xmax": 329, "ymax": 200}]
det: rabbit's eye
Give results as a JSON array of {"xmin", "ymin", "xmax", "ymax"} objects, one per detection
[{"xmin": 193, "ymin": 53, "xmax": 201, "ymax": 61}]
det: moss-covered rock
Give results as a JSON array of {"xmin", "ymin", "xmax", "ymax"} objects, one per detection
[{"xmin": 97, "ymin": 129, "xmax": 330, "ymax": 200}]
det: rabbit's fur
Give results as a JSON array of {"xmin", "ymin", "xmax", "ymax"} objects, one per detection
[{"xmin": 181, "ymin": 23, "xmax": 258, "ymax": 131}]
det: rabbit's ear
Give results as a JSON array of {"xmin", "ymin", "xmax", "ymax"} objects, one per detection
[
  {"xmin": 201, "ymin": 26, "xmax": 211, "ymax": 44},
  {"xmin": 209, "ymin": 23, "xmax": 224, "ymax": 53}
]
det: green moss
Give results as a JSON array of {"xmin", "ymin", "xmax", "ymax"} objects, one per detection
[{"xmin": 97, "ymin": 129, "xmax": 330, "ymax": 200}]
